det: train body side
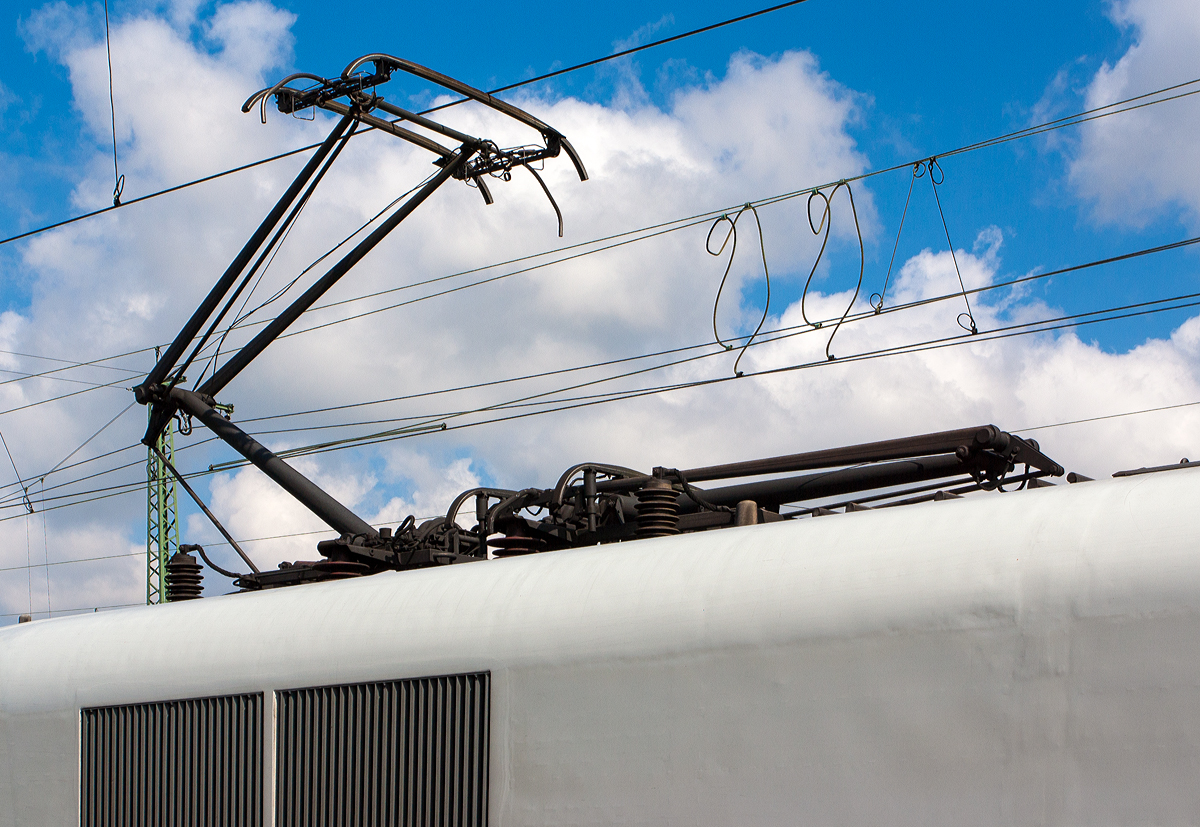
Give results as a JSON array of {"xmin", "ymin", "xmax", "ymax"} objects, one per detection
[{"xmin": 3, "ymin": 468, "xmax": 1200, "ymax": 825}]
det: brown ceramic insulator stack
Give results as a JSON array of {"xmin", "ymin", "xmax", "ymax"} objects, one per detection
[
  {"xmin": 635, "ymin": 478, "xmax": 680, "ymax": 538},
  {"xmin": 311, "ymin": 559, "xmax": 370, "ymax": 580},
  {"xmin": 165, "ymin": 551, "xmax": 203, "ymax": 601},
  {"xmin": 492, "ymin": 516, "xmax": 548, "ymax": 557}
]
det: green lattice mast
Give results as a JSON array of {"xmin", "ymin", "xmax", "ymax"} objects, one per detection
[{"xmin": 146, "ymin": 351, "xmax": 179, "ymax": 604}]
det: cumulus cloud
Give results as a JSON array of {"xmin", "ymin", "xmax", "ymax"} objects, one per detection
[
  {"xmin": 737, "ymin": 230, "xmax": 1200, "ymax": 478},
  {"xmin": 3, "ymin": 0, "xmax": 1200, "ymax": 621},
  {"xmin": 189, "ymin": 456, "xmax": 374, "ymax": 569},
  {"xmin": 0, "ymin": 515, "xmax": 143, "ymax": 618},
  {"xmin": 371, "ymin": 451, "xmax": 481, "ymax": 527},
  {"xmin": 18, "ymin": 1, "xmax": 96, "ymax": 60},
  {"xmin": 1068, "ymin": 0, "xmax": 1200, "ymax": 228}
]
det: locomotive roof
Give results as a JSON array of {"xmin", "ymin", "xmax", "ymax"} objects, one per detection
[{"xmin": 4, "ymin": 465, "xmax": 1198, "ymax": 711}]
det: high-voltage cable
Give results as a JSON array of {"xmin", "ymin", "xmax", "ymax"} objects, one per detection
[
  {"xmin": 6, "ymin": 229, "xmax": 1200, "ymax": 511},
  {"xmin": 4, "ymin": 72, "xmax": 1198, "ymax": 393},
  {"xmin": 1, "ymin": 45, "xmax": 1197, "ymax": 253},
  {"xmin": 2, "ymin": 272, "xmax": 1194, "ymax": 527},
  {"xmin": 0, "ymin": 0, "xmax": 813, "ymax": 249},
  {"xmin": 181, "ymin": 291, "xmax": 1200, "ymax": 469}
]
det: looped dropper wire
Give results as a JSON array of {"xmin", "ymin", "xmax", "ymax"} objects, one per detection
[
  {"xmin": 101, "ymin": 0, "xmax": 123, "ymax": 206},
  {"xmin": 800, "ymin": 189, "xmax": 832, "ymax": 329},
  {"xmin": 927, "ymin": 156, "xmax": 977, "ymax": 334},
  {"xmin": 871, "ymin": 160, "xmax": 926, "ymax": 312},
  {"xmin": 800, "ymin": 181, "xmax": 866, "ymax": 360},
  {"xmin": 706, "ymin": 204, "xmax": 772, "ymax": 377}
]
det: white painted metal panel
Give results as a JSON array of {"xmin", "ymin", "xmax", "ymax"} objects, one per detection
[{"xmin": 3, "ymin": 468, "xmax": 1200, "ymax": 825}]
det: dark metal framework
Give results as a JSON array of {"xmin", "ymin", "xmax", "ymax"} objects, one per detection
[
  {"xmin": 319, "ymin": 423, "xmax": 1063, "ymax": 579},
  {"xmin": 132, "ymin": 55, "xmax": 587, "ymax": 589},
  {"xmin": 428, "ymin": 423, "xmax": 1066, "ymax": 560},
  {"xmin": 133, "ymin": 57, "xmax": 1070, "ymax": 592}
]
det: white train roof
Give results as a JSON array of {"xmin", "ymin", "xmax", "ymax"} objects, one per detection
[{"xmin": 4, "ymin": 466, "xmax": 1199, "ymax": 712}]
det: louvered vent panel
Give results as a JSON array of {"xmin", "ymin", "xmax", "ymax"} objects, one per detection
[
  {"xmin": 80, "ymin": 692, "xmax": 264, "ymax": 827},
  {"xmin": 276, "ymin": 672, "xmax": 490, "ymax": 827}
]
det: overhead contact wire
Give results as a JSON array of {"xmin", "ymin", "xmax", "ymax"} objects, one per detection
[
  {"xmin": 8, "ymin": 291, "xmax": 1200, "ymax": 520},
  {"xmin": 1, "ymin": 27, "xmax": 1197, "ymax": 250},
  {"xmin": 20, "ymin": 224, "xmax": 1197, "ymax": 508},
  {"xmin": 4, "ymin": 229, "xmax": 1199, "ymax": 508},
  {"xmin": 218, "ymin": 232, "xmax": 1200, "ymax": 426},
  {"xmin": 211, "ymin": 291, "xmax": 1200, "ymax": 467}
]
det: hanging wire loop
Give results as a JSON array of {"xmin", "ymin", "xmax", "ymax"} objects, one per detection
[
  {"xmin": 871, "ymin": 160, "xmax": 926, "ymax": 313},
  {"xmin": 926, "ymin": 156, "xmax": 978, "ymax": 334},
  {"xmin": 799, "ymin": 181, "xmax": 866, "ymax": 360},
  {"xmin": 706, "ymin": 213, "xmax": 738, "ymax": 351},
  {"xmin": 800, "ymin": 189, "xmax": 832, "ymax": 328},
  {"xmin": 102, "ymin": 0, "xmax": 122, "ymax": 206},
  {"xmin": 706, "ymin": 204, "xmax": 772, "ymax": 376}
]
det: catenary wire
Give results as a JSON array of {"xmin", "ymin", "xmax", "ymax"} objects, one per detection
[
  {"xmin": 0, "ymin": 25, "xmax": 1195, "ymax": 253},
  {"xmin": 424, "ymin": 0, "xmax": 814, "ymax": 115},
  {"xmin": 0, "ymin": 401, "xmax": 136, "ymax": 510},
  {"xmin": 184, "ymin": 81, "xmax": 1200, "ymax": 355},
  {"xmin": 0, "ymin": 376, "xmax": 131, "ymax": 417},
  {"xmin": 8, "ymin": 228, "xmax": 1198, "ymax": 507},
  {"xmin": 331, "ymin": 293, "xmax": 1200, "ymax": 454},
  {"xmin": 4, "ymin": 291, "xmax": 1199, "ymax": 523},
  {"xmin": 4, "ymin": 80, "xmax": 1200, "ymax": 506},
  {"xmin": 0, "ymin": 443, "xmax": 142, "ymax": 500},
  {"xmin": 0, "ymin": 0, "xmax": 816, "ymax": 250},
  {"xmin": 0, "ymin": 552, "xmax": 141, "ymax": 573},
  {"xmin": 239, "ymin": 231, "xmax": 1200, "ymax": 426},
  {"xmin": 1, "ymin": 603, "xmax": 140, "ymax": 618},
  {"xmin": 5, "ymin": 220, "xmax": 1198, "ymax": 512},
  {"xmin": 40, "ymin": 402, "xmax": 137, "ymax": 481},
  {"xmin": 0, "ymin": 348, "xmax": 148, "ymax": 388},
  {"xmin": 8, "ymin": 383, "xmax": 1200, "ymax": 580},
  {"xmin": 0, "ymin": 516, "xmax": 438, "ymax": 575},
  {"xmin": 0, "ymin": 434, "xmax": 221, "ymax": 508},
  {"xmin": 0, "ymin": 367, "xmax": 135, "ymax": 390},
  {"xmin": 95, "ymin": 290, "xmax": 1200, "ymax": 478},
  {"xmin": 1017, "ymin": 399, "xmax": 1200, "ymax": 432},
  {"xmin": 6, "ymin": 68, "xmax": 1197, "ymax": 394}
]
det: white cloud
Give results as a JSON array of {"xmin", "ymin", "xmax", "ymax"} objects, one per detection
[
  {"xmin": 738, "ymin": 230, "xmax": 1200, "ymax": 479},
  {"xmin": 4, "ymin": 0, "xmax": 1200, "ymax": 622},
  {"xmin": 205, "ymin": 2, "xmax": 296, "ymax": 76},
  {"xmin": 0, "ymin": 516, "xmax": 143, "ymax": 619},
  {"xmin": 192, "ymin": 456, "xmax": 375, "ymax": 570},
  {"xmin": 1068, "ymin": 0, "xmax": 1200, "ymax": 228},
  {"xmin": 371, "ymin": 452, "xmax": 481, "ymax": 527},
  {"xmin": 18, "ymin": 1, "xmax": 95, "ymax": 60}
]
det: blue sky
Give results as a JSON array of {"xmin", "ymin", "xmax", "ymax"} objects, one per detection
[
  {"xmin": 2, "ymin": 0, "xmax": 1200, "ymax": 615},
  {"xmin": 1, "ymin": 0, "xmax": 1192, "ymax": 347}
]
